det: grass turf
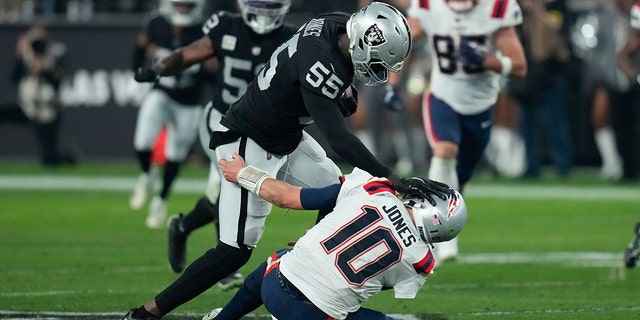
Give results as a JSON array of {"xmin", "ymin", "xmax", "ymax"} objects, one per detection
[{"xmin": 0, "ymin": 160, "xmax": 639, "ymax": 319}]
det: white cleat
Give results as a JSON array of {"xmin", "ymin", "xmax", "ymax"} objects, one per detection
[
  {"xmin": 130, "ymin": 172, "xmax": 152, "ymax": 210},
  {"xmin": 146, "ymin": 196, "xmax": 167, "ymax": 229},
  {"xmin": 202, "ymin": 308, "xmax": 222, "ymax": 320}
]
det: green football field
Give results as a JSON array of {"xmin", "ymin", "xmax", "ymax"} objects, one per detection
[{"xmin": 1, "ymin": 160, "xmax": 639, "ymax": 320}]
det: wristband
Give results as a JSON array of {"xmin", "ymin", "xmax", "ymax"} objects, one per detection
[
  {"xmin": 498, "ymin": 55, "xmax": 512, "ymax": 76},
  {"xmin": 237, "ymin": 165, "xmax": 269, "ymax": 194}
]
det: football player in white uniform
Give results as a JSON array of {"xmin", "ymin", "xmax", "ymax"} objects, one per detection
[
  {"xmin": 201, "ymin": 153, "xmax": 467, "ymax": 320},
  {"xmin": 129, "ymin": 0, "xmax": 207, "ymax": 229},
  {"xmin": 618, "ymin": 0, "xmax": 640, "ymax": 268},
  {"xmin": 395, "ymin": 0, "xmax": 526, "ymax": 262}
]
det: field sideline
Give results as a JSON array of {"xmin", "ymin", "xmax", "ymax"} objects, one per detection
[{"xmin": 1, "ymin": 164, "xmax": 639, "ymax": 320}]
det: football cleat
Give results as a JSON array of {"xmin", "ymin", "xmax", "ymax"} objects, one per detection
[
  {"xmin": 202, "ymin": 307, "xmax": 222, "ymax": 320},
  {"xmin": 168, "ymin": 213, "xmax": 187, "ymax": 273},
  {"xmin": 624, "ymin": 221, "xmax": 640, "ymax": 268},
  {"xmin": 218, "ymin": 271, "xmax": 244, "ymax": 291},
  {"xmin": 130, "ymin": 172, "xmax": 153, "ymax": 210},
  {"xmin": 146, "ymin": 196, "xmax": 167, "ymax": 229},
  {"xmin": 122, "ymin": 308, "xmax": 160, "ymax": 320}
]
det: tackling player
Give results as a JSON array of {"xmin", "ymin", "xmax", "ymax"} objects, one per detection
[
  {"xmin": 201, "ymin": 153, "xmax": 467, "ymax": 320},
  {"xmin": 394, "ymin": 0, "xmax": 526, "ymax": 262},
  {"xmin": 122, "ymin": 2, "xmax": 450, "ymax": 319},
  {"xmin": 129, "ymin": 0, "xmax": 208, "ymax": 229}
]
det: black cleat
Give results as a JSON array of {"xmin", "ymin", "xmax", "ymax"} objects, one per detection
[
  {"xmin": 168, "ymin": 214, "xmax": 187, "ymax": 273},
  {"xmin": 218, "ymin": 271, "xmax": 244, "ymax": 291},
  {"xmin": 122, "ymin": 308, "xmax": 160, "ymax": 320},
  {"xmin": 624, "ymin": 221, "xmax": 640, "ymax": 268}
]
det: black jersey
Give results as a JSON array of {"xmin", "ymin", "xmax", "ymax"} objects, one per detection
[
  {"xmin": 219, "ymin": 12, "xmax": 354, "ymax": 155},
  {"xmin": 145, "ymin": 15, "xmax": 204, "ymax": 105},
  {"xmin": 204, "ymin": 11, "xmax": 298, "ymax": 114}
]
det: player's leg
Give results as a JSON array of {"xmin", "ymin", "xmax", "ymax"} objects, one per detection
[
  {"xmin": 168, "ymin": 102, "xmax": 223, "ymax": 272},
  {"xmin": 147, "ymin": 102, "xmax": 201, "ymax": 229},
  {"xmin": 423, "ymin": 92, "xmax": 462, "ymax": 263},
  {"xmin": 279, "ymin": 131, "xmax": 342, "ymax": 223},
  {"xmin": 592, "ymin": 86, "xmax": 623, "ymax": 180},
  {"xmin": 456, "ymin": 108, "xmax": 493, "ymax": 189},
  {"xmin": 423, "ymin": 92, "xmax": 461, "ymax": 190},
  {"xmin": 131, "ymin": 90, "xmax": 169, "ymax": 210}
]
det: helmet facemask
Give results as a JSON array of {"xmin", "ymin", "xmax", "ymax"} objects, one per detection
[
  {"xmin": 403, "ymin": 188, "xmax": 467, "ymax": 244},
  {"xmin": 238, "ymin": 0, "xmax": 291, "ymax": 34}
]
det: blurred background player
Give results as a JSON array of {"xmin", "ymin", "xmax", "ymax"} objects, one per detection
[
  {"xmin": 10, "ymin": 24, "xmax": 76, "ymax": 166},
  {"xmin": 616, "ymin": 0, "xmax": 640, "ymax": 181},
  {"xmin": 135, "ymin": 0, "xmax": 297, "ymax": 288},
  {"xmin": 202, "ymin": 153, "xmax": 466, "ymax": 320},
  {"xmin": 398, "ymin": 0, "xmax": 526, "ymax": 262},
  {"xmin": 619, "ymin": 0, "xmax": 640, "ymax": 268},
  {"xmin": 129, "ymin": 0, "xmax": 208, "ymax": 229},
  {"xmin": 510, "ymin": 0, "xmax": 573, "ymax": 179}
]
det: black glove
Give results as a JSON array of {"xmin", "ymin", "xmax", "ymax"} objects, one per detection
[
  {"xmin": 394, "ymin": 177, "xmax": 450, "ymax": 206},
  {"xmin": 338, "ymin": 84, "xmax": 358, "ymax": 117},
  {"xmin": 383, "ymin": 84, "xmax": 404, "ymax": 112},
  {"xmin": 134, "ymin": 66, "xmax": 159, "ymax": 83},
  {"xmin": 459, "ymin": 38, "xmax": 486, "ymax": 66}
]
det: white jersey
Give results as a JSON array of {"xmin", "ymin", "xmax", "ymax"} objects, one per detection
[
  {"xmin": 631, "ymin": 3, "xmax": 640, "ymax": 29},
  {"xmin": 408, "ymin": 0, "xmax": 522, "ymax": 114},
  {"xmin": 280, "ymin": 168, "xmax": 434, "ymax": 320}
]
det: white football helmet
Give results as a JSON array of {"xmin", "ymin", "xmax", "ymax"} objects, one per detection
[
  {"xmin": 347, "ymin": 2, "xmax": 411, "ymax": 86},
  {"xmin": 445, "ymin": 0, "xmax": 479, "ymax": 13},
  {"xmin": 160, "ymin": 0, "xmax": 205, "ymax": 27},
  {"xmin": 403, "ymin": 187, "xmax": 467, "ymax": 244},
  {"xmin": 238, "ymin": 0, "xmax": 291, "ymax": 35}
]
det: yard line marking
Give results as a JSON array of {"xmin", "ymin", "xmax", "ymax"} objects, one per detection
[
  {"xmin": 458, "ymin": 251, "xmax": 623, "ymax": 267},
  {"xmin": 0, "ymin": 175, "xmax": 638, "ymax": 200}
]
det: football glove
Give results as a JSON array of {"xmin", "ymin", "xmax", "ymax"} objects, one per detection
[
  {"xmin": 394, "ymin": 177, "xmax": 450, "ymax": 207},
  {"xmin": 134, "ymin": 66, "xmax": 160, "ymax": 83},
  {"xmin": 338, "ymin": 84, "xmax": 358, "ymax": 117},
  {"xmin": 383, "ymin": 84, "xmax": 404, "ymax": 112},
  {"xmin": 459, "ymin": 39, "xmax": 487, "ymax": 66}
]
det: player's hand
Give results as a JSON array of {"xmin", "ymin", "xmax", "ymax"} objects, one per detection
[
  {"xmin": 218, "ymin": 153, "xmax": 247, "ymax": 184},
  {"xmin": 383, "ymin": 85, "xmax": 404, "ymax": 112},
  {"xmin": 134, "ymin": 66, "xmax": 159, "ymax": 83},
  {"xmin": 339, "ymin": 84, "xmax": 358, "ymax": 117},
  {"xmin": 459, "ymin": 39, "xmax": 486, "ymax": 66},
  {"xmin": 395, "ymin": 177, "xmax": 450, "ymax": 206}
]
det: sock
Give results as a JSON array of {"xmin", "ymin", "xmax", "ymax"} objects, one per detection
[
  {"xmin": 160, "ymin": 160, "xmax": 181, "ymax": 199},
  {"xmin": 594, "ymin": 127, "xmax": 622, "ymax": 169},
  {"xmin": 182, "ymin": 196, "xmax": 217, "ymax": 234},
  {"xmin": 428, "ymin": 157, "xmax": 459, "ymax": 190},
  {"xmin": 133, "ymin": 306, "xmax": 155, "ymax": 319},
  {"xmin": 136, "ymin": 150, "xmax": 152, "ymax": 174}
]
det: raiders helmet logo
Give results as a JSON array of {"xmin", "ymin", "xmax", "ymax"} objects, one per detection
[{"xmin": 364, "ymin": 24, "xmax": 386, "ymax": 46}]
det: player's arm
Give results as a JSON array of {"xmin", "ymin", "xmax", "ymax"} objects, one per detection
[
  {"xmin": 618, "ymin": 28, "xmax": 640, "ymax": 82},
  {"xmin": 134, "ymin": 36, "xmax": 216, "ymax": 82},
  {"xmin": 485, "ymin": 26, "xmax": 527, "ymax": 78},
  {"xmin": 219, "ymin": 153, "xmax": 340, "ymax": 210},
  {"xmin": 152, "ymin": 36, "xmax": 216, "ymax": 76},
  {"xmin": 302, "ymin": 87, "xmax": 398, "ymax": 182}
]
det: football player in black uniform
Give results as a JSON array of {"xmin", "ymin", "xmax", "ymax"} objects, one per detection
[
  {"xmin": 123, "ymin": 2, "xmax": 449, "ymax": 319},
  {"xmin": 135, "ymin": 0, "xmax": 298, "ymax": 289},
  {"xmin": 129, "ymin": 0, "xmax": 207, "ymax": 229}
]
